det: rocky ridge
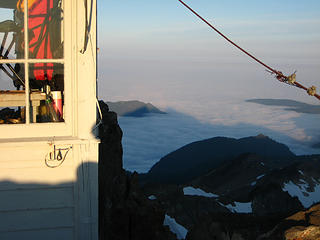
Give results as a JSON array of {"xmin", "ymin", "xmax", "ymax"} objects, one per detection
[
  {"xmin": 184, "ymin": 203, "xmax": 320, "ymax": 240},
  {"xmin": 142, "ymin": 137, "xmax": 320, "ymax": 239},
  {"xmin": 98, "ymin": 101, "xmax": 176, "ymax": 240},
  {"xmin": 257, "ymin": 204, "xmax": 320, "ymax": 240},
  {"xmin": 98, "ymin": 100, "xmax": 320, "ymax": 239}
]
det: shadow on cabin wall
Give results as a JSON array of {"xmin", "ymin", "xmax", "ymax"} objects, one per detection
[
  {"xmin": 0, "ymin": 103, "xmax": 121, "ymax": 240},
  {"xmin": 0, "ymin": 162, "xmax": 98, "ymax": 240}
]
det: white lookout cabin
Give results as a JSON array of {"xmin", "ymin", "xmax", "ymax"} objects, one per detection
[{"xmin": 0, "ymin": 0, "xmax": 99, "ymax": 239}]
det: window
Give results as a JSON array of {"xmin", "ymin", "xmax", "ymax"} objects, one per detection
[{"xmin": 0, "ymin": 0, "xmax": 73, "ymax": 138}]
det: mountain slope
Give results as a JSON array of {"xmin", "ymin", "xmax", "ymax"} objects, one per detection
[
  {"xmin": 142, "ymin": 154, "xmax": 320, "ymax": 239},
  {"xmin": 145, "ymin": 135, "xmax": 295, "ymax": 184},
  {"xmin": 191, "ymin": 153, "xmax": 271, "ymax": 201}
]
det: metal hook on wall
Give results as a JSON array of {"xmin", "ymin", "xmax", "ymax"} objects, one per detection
[{"xmin": 45, "ymin": 144, "xmax": 72, "ymax": 168}]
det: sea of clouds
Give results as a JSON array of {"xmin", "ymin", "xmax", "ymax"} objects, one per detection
[
  {"xmin": 118, "ymin": 102, "xmax": 320, "ymax": 173},
  {"xmin": 98, "ymin": 38, "xmax": 320, "ymax": 174}
]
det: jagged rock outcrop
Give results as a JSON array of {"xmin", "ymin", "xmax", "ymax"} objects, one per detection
[
  {"xmin": 185, "ymin": 204, "xmax": 320, "ymax": 240},
  {"xmin": 257, "ymin": 204, "xmax": 320, "ymax": 240},
  {"xmin": 251, "ymin": 182, "xmax": 303, "ymax": 216},
  {"xmin": 98, "ymin": 101, "xmax": 176, "ymax": 240},
  {"xmin": 185, "ymin": 213, "xmax": 281, "ymax": 240},
  {"xmin": 144, "ymin": 184, "xmax": 229, "ymax": 230},
  {"xmin": 141, "ymin": 135, "xmax": 319, "ymax": 239}
]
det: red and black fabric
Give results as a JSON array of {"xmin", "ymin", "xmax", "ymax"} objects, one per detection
[{"xmin": 28, "ymin": 0, "xmax": 54, "ymax": 81}]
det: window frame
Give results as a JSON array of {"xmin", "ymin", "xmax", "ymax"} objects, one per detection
[{"xmin": 0, "ymin": 0, "xmax": 74, "ymax": 139}]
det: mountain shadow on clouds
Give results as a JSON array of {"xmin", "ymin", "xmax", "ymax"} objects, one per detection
[{"xmin": 246, "ymin": 99, "xmax": 320, "ymax": 114}]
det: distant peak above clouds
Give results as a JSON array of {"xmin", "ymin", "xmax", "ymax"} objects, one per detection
[
  {"xmin": 246, "ymin": 99, "xmax": 320, "ymax": 114},
  {"xmin": 144, "ymin": 135, "xmax": 295, "ymax": 184},
  {"xmin": 255, "ymin": 133, "xmax": 269, "ymax": 139},
  {"xmin": 106, "ymin": 100, "xmax": 166, "ymax": 117}
]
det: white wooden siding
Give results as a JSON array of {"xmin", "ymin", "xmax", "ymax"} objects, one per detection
[
  {"xmin": 0, "ymin": 141, "xmax": 98, "ymax": 240},
  {"xmin": 0, "ymin": 0, "xmax": 98, "ymax": 238}
]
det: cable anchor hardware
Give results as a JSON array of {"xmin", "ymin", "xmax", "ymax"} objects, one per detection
[{"xmin": 307, "ymin": 86, "xmax": 317, "ymax": 96}]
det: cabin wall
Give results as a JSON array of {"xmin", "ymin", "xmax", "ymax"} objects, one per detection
[
  {"xmin": 0, "ymin": 0, "xmax": 99, "ymax": 239},
  {"xmin": 0, "ymin": 140, "xmax": 98, "ymax": 240},
  {"xmin": 75, "ymin": 0, "xmax": 98, "ymax": 140}
]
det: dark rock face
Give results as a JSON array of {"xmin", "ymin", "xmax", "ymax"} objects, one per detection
[
  {"xmin": 141, "ymin": 141, "xmax": 319, "ymax": 239},
  {"xmin": 143, "ymin": 184, "xmax": 229, "ymax": 230},
  {"xmin": 191, "ymin": 153, "xmax": 270, "ymax": 201},
  {"xmin": 251, "ymin": 183, "xmax": 303, "ymax": 216},
  {"xmin": 186, "ymin": 217, "xmax": 233, "ymax": 240},
  {"xmin": 186, "ymin": 213, "xmax": 281, "ymax": 240},
  {"xmin": 185, "ymin": 204, "xmax": 320, "ymax": 240},
  {"xmin": 98, "ymin": 101, "xmax": 176, "ymax": 240}
]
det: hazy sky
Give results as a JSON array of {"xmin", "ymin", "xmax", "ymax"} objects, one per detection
[
  {"xmin": 96, "ymin": 0, "xmax": 320, "ymax": 170},
  {"xmin": 97, "ymin": 0, "xmax": 320, "ymax": 104}
]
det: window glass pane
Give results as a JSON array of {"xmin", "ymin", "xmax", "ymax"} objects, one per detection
[
  {"xmin": 0, "ymin": 3, "xmax": 24, "ymax": 59},
  {"xmin": 27, "ymin": 0, "xmax": 64, "ymax": 59},
  {"xmin": 29, "ymin": 63, "xmax": 64, "ymax": 123},
  {"xmin": 0, "ymin": 63, "xmax": 26, "ymax": 124},
  {"xmin": 1, "ymin": 0, "xmax": 65, "ymax": 126}
]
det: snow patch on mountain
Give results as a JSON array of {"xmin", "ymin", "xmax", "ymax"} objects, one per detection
[
  {"xmin": 218, "ymin": 201, "xmax": 252, "ymax": 213},
  {"xmin": 283, "ymin": 180, "xmax": 320, "ymax": 208},
  {"xmin": 251, "ymin": 181, "xmax": 257, "ymax": 186},
  {"xmin": 256, "ymin": 174, "xmax": 265, "ymax": 180},
  {"xmin": 148, "ymin": 195, "xmax": 157, "ymax": 200},
  {"xmin": 225, "ymin": 202, "xmax": 252, "ymax": 213},
  {"xmin": 163, "ymin": 214, "xmax": 188, "ymax": 240},
  {"xmin": 250, "ymin": 174, "xmax": 266, "ymax": 187},
  {"xmin": 183, "ymin": 186, "xmax": 219, "ymax": 198}
]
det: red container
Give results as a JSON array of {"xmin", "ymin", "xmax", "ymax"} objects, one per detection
[{"xmin": 51, "ymin": 91, "xmax": 63, "ymax": 119}]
